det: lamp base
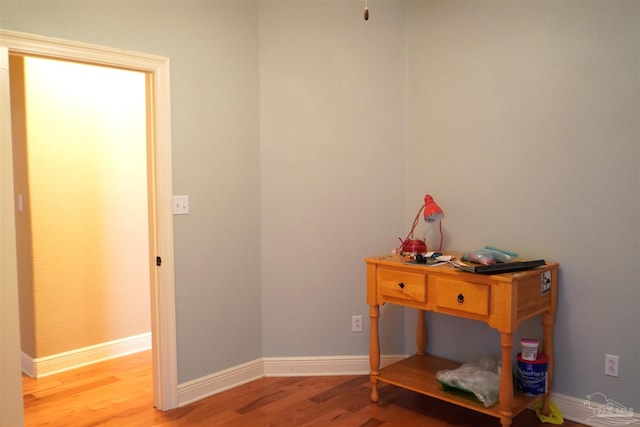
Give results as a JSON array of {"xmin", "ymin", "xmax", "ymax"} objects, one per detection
[{"xmin": 401, "ymin": 239, "xmax": 427, "ymax": 254}]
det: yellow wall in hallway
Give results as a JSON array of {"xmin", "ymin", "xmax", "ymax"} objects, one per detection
[{"xmin": 14, "ymin": 56, "xmax": 151, "ymax": 358}]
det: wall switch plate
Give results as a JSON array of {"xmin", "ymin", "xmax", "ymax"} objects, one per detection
[{"xmin": 173, "ymin": 195, "xmax": 189, "ymax": 215}]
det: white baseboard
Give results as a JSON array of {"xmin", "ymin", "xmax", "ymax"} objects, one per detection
[
  {"xmin": 262, "ymin": 354, "xmax": 405, "ymax": 377},
  {"xmin": 177, "ymin": 358, "xmax": 264, "ymax": 407},
  {"xmin": 21, "ymin": 332, "xmax": 151, "ymax": 378},
  {"xmin": 552, "ymin": 392, "xmax": 639, "ymax": 427},
  {"xmin": 177, "ymin": 354, "xmax": 405, "ymax": 407}
]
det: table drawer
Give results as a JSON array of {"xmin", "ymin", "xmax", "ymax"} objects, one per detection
[
  {"xmin": 435, "ymin": 279, "xmax": 489, "ymax": 316},
  {"xmin": 379, "ymin": 269, "xmax": 426, "ymax": 303}
]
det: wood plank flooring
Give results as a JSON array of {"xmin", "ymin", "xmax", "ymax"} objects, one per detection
[{"xmin": 22, "ymin": 350, "xmax": 586, "ymax": 427}]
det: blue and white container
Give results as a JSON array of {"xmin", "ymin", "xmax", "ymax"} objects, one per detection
[
  {"xmin": 520, "ymin": 338, "xmax": 539, "ymax": 361},
  {"xmin": 516, "ymin": 352, "xmax": 548, "ymax": 396}
]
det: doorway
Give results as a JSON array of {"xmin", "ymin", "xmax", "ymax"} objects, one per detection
[
  {"xmin": 11, "ymin": 54, "xmax": 152, "ymax": 376},
  {"xmin": 0, "ymin": 29, "xmax": 178, "ymax": 413}
]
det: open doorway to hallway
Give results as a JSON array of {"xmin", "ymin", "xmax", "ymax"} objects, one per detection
[
  {"xmin": 10, "ymin": 53, "xmax": 152, "ymax": 420},
  {"xmin": 0, "ymin": 30, "xmax": 178, "ymax": 417},
  {"xmin": 10, "ymin": 53, "xmax": 152, "ymax": 379}
]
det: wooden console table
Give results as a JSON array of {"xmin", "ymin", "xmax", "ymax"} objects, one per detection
[{"xmin": 366, "ymin": 254, "xmax": 558, "ymax": 427}]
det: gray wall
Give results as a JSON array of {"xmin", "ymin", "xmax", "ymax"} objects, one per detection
[
  {"xmin": 405, "ymin": 0, "xmax": 639, "ymax": 409},
  {"xmin": 0, "ymin": 0, "xmax": 262, "ymax": 383},
  {"xmin": 259, "ymin": 1, "xmax": 406, "ymax": 357},
  {"xmin": 1, "ymin": 0, "xmax": 638, "ymax": 411}
]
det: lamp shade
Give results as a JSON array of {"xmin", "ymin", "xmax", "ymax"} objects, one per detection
[{"xmin": 423, "ymin": 194, "xmax": 444, "ymax": 223}]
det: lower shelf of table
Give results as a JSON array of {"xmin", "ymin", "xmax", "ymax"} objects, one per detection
[{"xmin": 372, "ymin": 354, "xmax": 543, "ymax": 418}]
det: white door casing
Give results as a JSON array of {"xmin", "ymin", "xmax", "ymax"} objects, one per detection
[
  {"xmin": 0, "ymin": 29, "xmax": 178, "ymax": 411},
  {"xmin": 0, "ymin": 44, "xmax": 26, "ymax": 427}
]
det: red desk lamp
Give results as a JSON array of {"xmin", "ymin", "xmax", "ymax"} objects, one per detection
[{"xmin": 399, "ymin": 194, "xmax": 445, "ymax": 254}]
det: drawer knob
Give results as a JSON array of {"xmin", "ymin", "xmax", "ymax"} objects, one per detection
[
  {"xmin": 457, "ymin": 293, "xmax": 464, "ymax": 304},
  {"xmin": 398, "ymin": 282, "xmax": 405, "ymax": 289}
]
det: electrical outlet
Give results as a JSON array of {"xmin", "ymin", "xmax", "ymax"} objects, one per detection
[
  {"xmin": 352, "ymin": 315, "xmax": 363, "ymax": 332},
  {"xmin": 605, "ymin": 354, "xmax": 619, "ymax": 377}
]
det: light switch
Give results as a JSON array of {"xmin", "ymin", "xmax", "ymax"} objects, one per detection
[{"xmin": 173, "ymin": 195, "xmax": 189, "ymax": 215}]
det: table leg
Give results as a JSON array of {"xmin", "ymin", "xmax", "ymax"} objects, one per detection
[
  {"xmin": 369, "ymin": 304, "xmax": 380, "ymax": 403},
  {"xmin": 416, "ymin": 309, "xmax": 426, "ymax": 355},
  {"xmin": 499, "ymin": 332, "xmax": 514, "ymax": 427},
  {"xmin": 540, "ymin": 311, "xmax": 555, "ymax": 416}
]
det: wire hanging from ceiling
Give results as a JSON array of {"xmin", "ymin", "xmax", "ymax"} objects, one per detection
[{"xmin": 364, "ymin": 0, "xmax": 369, "ymax": 20}]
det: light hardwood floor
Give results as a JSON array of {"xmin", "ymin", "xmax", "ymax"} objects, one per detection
[{"xmin": 23, "ymin": 350, "xmax": 586, "ymax": 427}]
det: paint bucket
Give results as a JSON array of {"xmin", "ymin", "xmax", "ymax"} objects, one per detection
[
  {"xmin": 520, "ymin": 338, "xmax": 539, "ymax": 361},
  {"xmin": 516, "ymin": 353, "xmax": 548, "ymax": 396}
]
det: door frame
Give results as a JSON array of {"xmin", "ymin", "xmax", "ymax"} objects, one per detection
[{"xmin": 0, "ymin": 29, "xmax": 178, "ymax": 411}]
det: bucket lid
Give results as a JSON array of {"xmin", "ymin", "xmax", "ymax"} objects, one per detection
[
  {"xmin": 517, "ymin": 352, "xmax": 548, "ymax": 364},
  {"xmin": 520, "ymin": 338, "xmax": 539, "ymax": 346}
]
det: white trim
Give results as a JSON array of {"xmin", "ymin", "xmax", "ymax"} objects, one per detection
[
  {"xmin": 21, "ymin": 333, "xmax": 151, "ymax": 378},
  {"xmin": 0, "ymin": 46, "xmax": 24, "ymax": 424},
  {"xmin": 177, "ymin": 354, "xmax": 406, "ymax": 407},
  {"xmin": 0, "ymin": 29, "xmax": 167, "ymax": 70},
  {"xmin": 263, "ymin": 354, "xmax": 406, "ymax": 377},
  {"xmin": 177, "ymin": 358, "xmax": 264, "ymax": 407},
  {"xmin": 552, "ymin": 392, "xmax": 639, "ymax": 427},
  {"xmin": 553, "ymin": 392, "xmax": 595, "ymax": 425},
  {"xmin": 0, "ymin": 29, "xmax": 177, "ymax": 410},
  {"xmin": 20, "ymin": 352, "xmax": 35, "ymax": 378}
]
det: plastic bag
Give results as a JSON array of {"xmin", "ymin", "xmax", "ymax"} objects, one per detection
[
  {"xmin": 436, "ymin": 356, "xmax": 500, "ymax": 407},
  {"xmin": 462, "ymin": 249, "xmax": 513, "ymax": 265}
]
